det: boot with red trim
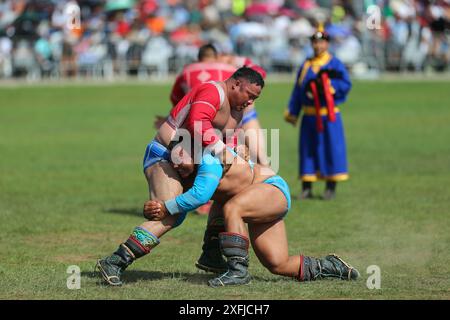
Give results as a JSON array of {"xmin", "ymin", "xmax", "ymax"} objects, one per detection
[
  {"xmin": 208, "ymin": 232, "xmax": 251, "ymax": 287},
  {"xmin": 298, "ymin": 254, "xmax": 360, "ymax": 281}
]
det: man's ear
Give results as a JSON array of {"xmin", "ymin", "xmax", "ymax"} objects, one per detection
[{"xmin": 233, "ymin": 79, "xmax": 241, "ymax": 89}]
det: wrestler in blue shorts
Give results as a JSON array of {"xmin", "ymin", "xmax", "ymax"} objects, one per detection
[{"xmin": 160, "ymin": 148, "xmax": 291, "ymax": 227}]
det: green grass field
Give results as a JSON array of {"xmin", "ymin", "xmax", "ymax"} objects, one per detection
[{"xmin": 0, "ymin": 80, "xmax": 449, "ymax": 300}]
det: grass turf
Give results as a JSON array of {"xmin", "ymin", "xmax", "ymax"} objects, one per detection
[{"xmin": 0, "ymin": 80, "xmax": 449, "ymax": 299}]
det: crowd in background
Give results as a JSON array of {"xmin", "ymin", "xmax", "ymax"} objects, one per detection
[{"xmin": 0, "ymin": 0, "xmax": 449, "ymax": 80}]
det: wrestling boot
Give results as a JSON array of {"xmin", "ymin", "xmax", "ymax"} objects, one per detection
[
  {"xmin": 208, "ymin": 233, "xmax": 251, "ymax": 287},
  {"xmin": 298, "ymin": 254, "xmax": 360, "ymax": 281},
  {"xmin": 97, "ymin": 226, "xmax": 160, "ymax": 286},
  {"xmin": 195, "ymin": 220, "xmax": 227, "ymax": 273},
  {"xmin": 96, "ymin": 244, "xmax": 135, "ymax": 286}
]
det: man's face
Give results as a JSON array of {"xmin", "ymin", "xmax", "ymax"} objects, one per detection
[
  {"xmin": 230, "ymin": 79, "xmax": 262, "ymax": 111},
  {"xmin": 312, "ymin": 39, "xmax": 329, "ymax": 56}
]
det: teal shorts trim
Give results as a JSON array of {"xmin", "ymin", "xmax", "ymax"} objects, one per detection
[{"xmin": 263, "ymin": 175, "xmax": 291, "ymax": 215}]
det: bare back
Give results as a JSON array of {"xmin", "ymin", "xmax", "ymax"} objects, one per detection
[
  {"xmin": 156, "ymin": 81, "xmax": 235, "ymax": 147},
  {"xmin": 212, "ymin": 157, "xmax": 275, "ymax": 204}
]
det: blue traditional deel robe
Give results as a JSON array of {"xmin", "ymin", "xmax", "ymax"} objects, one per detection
[{"xmin": 287, "ymin": 52, "xmax": 352, "ymax": 182}]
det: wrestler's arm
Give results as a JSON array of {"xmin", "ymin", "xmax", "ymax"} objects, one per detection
[
  {"xmin": 165, "ymin": 153, "xmax": 223, "ymax": 214},
  {"xmin": 240, "ymin": 105, "xmax": 269, "ymax": 166},
  {"xmin": 143, "ymin": 153, "xmax": 223, "ymax": 220}
]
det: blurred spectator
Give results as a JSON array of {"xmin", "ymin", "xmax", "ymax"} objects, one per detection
[
  {"xmin": 0, "ymin": 36, "xmax": 13, "ymax": 78},
  {"xmin": 0, "ymin": 0, "xmax": 26, "ymax": 30},
  {"xmin": 34, "ymin": 21, "xmax": 54, "ymax": 77},
  {"xmin": 139, "ymin": 35, "xmax": 173, "ymax": 78},
  {"xmin": 12, "ymin": 39, "xmax": 38, "ymax": 79},
  {"xmin": 0, "ymin": 0, "xmax": 448, "ymax": 80},
  {"xmin": 60, "ymin": 35, "xmax": 77, "ymax": 77}
]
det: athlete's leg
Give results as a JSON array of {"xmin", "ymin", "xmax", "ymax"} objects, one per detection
[
  {"xmin": 222, "ymin": 183, "xmax": 288, "ymax": 235},
  {"xmin": 210, "ymin": 183, "xmax": 359, "ymax": 285},
  {"xmin": 248, "ymin": 219, "xmax": 300, "ymax": 278},
  {"xmin": 97, "ymin": 162, "xmax": 185, "ymax": 286},
  {"xmin": 140, "ymin": 161, "xmax": 186, "ymax": 239},
  {"xmin": 209, "ymin": 183, "xmax": 287, "ymax": 287},
  {"xmin": 219, "ymin": 180, "xmax": 295, "ymax": 277},
  {"xmin": 145, "ymin": 161, "xmax": 184, "ymax": 201},
  {"xmin": 249, "ymin": 219, "xmax": 360, "ymax": 281},
  {"xmin": 195, "ymin": 202, "xmax": 227, "ymax": 273},
  {"xmin": 96, "ymin": 212, "xmax": 186, "ymax": 286}
]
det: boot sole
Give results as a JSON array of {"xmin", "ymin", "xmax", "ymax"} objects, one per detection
[
  {"xmin": 96, "ymin": 259, "xmax": 123, "ymax": 286},
  {"xmin": 208, "ymin": 276, "xmax": 251, "ymax": 288}
]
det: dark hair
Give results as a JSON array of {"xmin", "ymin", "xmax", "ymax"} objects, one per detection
[
  {"xmin": 231, "ymin": 66, "xmax": 265, "ymax": 88},
  {"xmin": 198, "ymin": 43, "xmax": 217, "ymax": 61}
]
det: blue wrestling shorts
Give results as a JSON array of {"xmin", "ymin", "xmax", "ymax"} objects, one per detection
[
  {"xmin": 142, "ymin": 139, "xmax": 171, "ymax": 172},
  {"xmin": 263, "ymin": 175, "xmax": 292, "ymax": 215}
]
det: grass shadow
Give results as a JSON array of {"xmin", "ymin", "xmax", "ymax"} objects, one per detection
[
  {"xmin": 291, "ymin": 194, "xmax": 325, "ymax": 201},
  {"xmin": 83, "ymin": 269, "xmax": 213, "ymax": 285},
  {"xmin": 104, "ymin": 208, "xmax": 143, "ymax": 217},
  {"xmin": 83, "ymin": 269, "xmax": 287, "ymax": 286}
]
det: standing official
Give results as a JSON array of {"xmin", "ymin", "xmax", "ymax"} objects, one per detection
[{"xmin": 284, "ymin": 25, "xmax": 352, "ymax": 200}]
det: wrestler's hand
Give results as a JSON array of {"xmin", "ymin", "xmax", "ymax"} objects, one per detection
[
  {"xmin": 143, "ymin": 200, "xmax": 169, "ymax": 221},
  {"xmin": 154, "ymin": 115, "xmax": 166, "ymax": 129}
]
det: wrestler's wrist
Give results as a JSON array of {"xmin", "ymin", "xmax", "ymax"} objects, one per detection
[{"xmin": 164, "ymin": 199, "xmax": 182, "ymax": 215}]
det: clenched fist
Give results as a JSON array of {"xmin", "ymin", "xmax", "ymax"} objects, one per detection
[{"xmin": 143, "ymin": 199, "xmax": 169, "ymax": 221}]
